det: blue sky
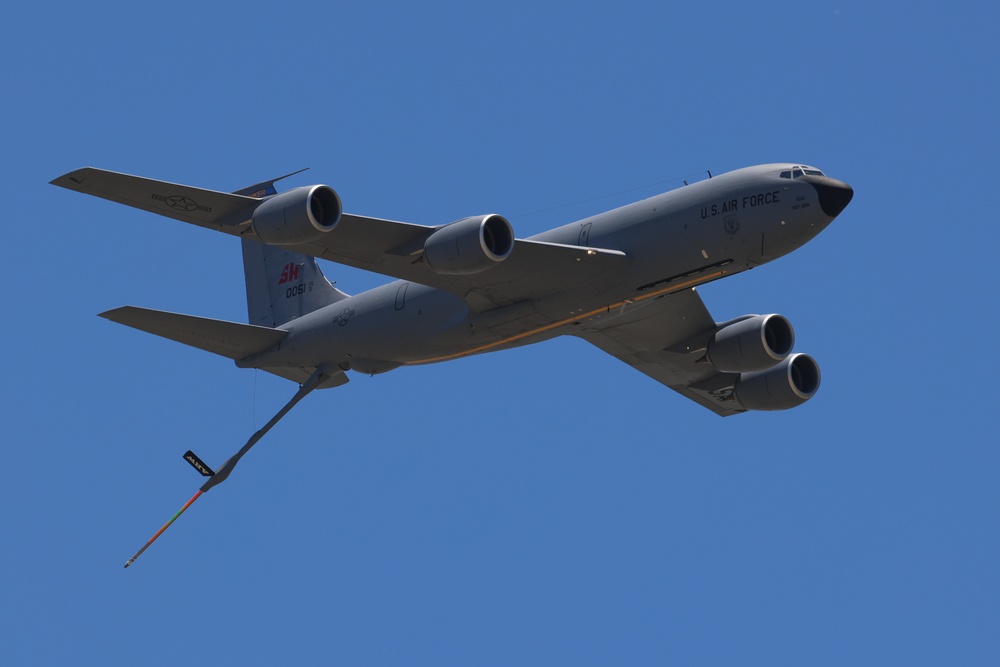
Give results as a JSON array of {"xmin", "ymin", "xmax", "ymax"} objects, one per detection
[{"xmin": 3, "ymin": 1, "xmax": 998, "ymax": 664}]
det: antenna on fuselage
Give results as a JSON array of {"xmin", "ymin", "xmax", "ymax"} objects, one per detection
[{"xmin": 707, "ymin": 170, "xmax": 712, "ymax": 179}]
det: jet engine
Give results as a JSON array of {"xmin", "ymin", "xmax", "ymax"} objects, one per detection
[
  {"xmin": 706, "ymin": 314, "xmax": 795, "ymax": 373},
  {"xmin": 733, "ymin": 353, "xmax": 821, "ymax": 411},
  {"xmin": 423, "ymin": 214, "xmax": 515, "ymax": 275},
  {"xmin": 251, "ymin": 185, "xmax": 342, "ymax": 246}
]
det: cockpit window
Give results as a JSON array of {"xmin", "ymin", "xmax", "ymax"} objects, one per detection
[{"xmin": 781, "ymin": 166, "xmax": 825, "ymax": 179}]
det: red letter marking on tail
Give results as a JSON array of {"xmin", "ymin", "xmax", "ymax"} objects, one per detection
[{"xmin": 278, "ymin": 263, "xmax": 300, "ymax": 285}]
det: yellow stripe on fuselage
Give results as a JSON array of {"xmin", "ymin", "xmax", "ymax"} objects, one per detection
[{"xmin": 405, "ymin": 270, "xmax": 727, "ymax": 365}]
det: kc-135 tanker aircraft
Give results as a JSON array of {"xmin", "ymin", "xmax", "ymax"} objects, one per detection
[{"xmin": 52, "ymin": 163, "xmax": 852, "ymax": 566}]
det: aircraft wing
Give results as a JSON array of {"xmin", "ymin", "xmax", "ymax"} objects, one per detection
[
  {"xmin": 50, "ymin": 168, "xmax": 261, "ymax": 231},
  {"xmin": 575, "ymin": 288, "xmax": 745, "ymax": 417},
  {"xmin": 52, "ymin": 167, "xmax": 627, "ymax": 312},
  {"xmin": 296, "ymin": 214, "xmax": 627, "ymax": 311}
]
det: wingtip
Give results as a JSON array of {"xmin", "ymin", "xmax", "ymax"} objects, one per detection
[
  {"xmin": 98, "ymin": 306, "xmax": 131, "ymax": 322},
  {"xmin": 50, "ymin": 167, "xmax": 95, "ymax": 188}
]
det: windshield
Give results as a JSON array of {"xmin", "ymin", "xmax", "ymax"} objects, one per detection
[{"xmin": 780, "ymin": 166, "xmax": 825, "ymax": 179}]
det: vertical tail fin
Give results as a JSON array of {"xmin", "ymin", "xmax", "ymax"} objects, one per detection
[
  {"xmin": 235, "ymin": 171, "xmax": 349, "ymax": 327},
  {"xmin": 241, "ymin": 239, "xmax": 350, "ymax": 327}
]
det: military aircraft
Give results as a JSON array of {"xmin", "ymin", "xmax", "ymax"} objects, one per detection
[{"xmin": 52, "ymin": 163, "xmax": 852, "ymax": 566}]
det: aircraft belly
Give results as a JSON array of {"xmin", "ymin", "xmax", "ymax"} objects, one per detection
[{"xmin": 253, "ymin": 282, "xmax": 477, "ymax": 372}]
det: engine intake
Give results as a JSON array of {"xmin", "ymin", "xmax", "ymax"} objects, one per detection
[
  {"xmin": 423, "ymin": 214, "xmax": 514, "ymax": 275},
  {"xmin": 251, "ymin": 185, "xmax": 342, "ymax": 246},
  {"xmin": 733, "ymin": 353, "xmax": 821, "ymax": 411},
  {"xmin": 707, "ymin": 314, "xmax": 794, "ymax": 373}
]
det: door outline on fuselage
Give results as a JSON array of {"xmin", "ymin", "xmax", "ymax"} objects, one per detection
[{"xmin": 395, "ymin": 282, "xmax": 408, "ymax": 310}]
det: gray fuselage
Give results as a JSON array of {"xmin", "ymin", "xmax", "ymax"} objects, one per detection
[{"xmin": 243, "ymin": 164, "xmax": 847, "ymax": 376}]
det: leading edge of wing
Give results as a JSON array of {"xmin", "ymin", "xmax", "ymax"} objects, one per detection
[{"xmin": 51, "ymin": 167, "xmax": 259, "ymax": 232}]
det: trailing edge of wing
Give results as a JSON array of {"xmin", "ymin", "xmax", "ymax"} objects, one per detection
[
  {"xmin": 51, "ymin": 168, "xmax": 260, "ymax": 232},
  {"xmin": 100, "ymin": 306, "xmax": 287, "ymax": 360}
]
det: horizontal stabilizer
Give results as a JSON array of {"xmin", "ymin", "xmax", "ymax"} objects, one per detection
[{"xmin": 100, "ymin": 306, "xmax": 287, "ymax": 360}]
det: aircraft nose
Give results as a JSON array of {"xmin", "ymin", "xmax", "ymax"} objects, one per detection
[{"xmin": 805, "ymin": 176, "xmax": 854, "ymax": 218}]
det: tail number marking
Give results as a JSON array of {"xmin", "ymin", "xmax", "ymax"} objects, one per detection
[{"xmin": 285, "ymin": 281, "xmax": 314, "ymax": 298}]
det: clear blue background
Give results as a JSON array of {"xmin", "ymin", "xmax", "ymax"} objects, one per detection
[{"xmin": 3, "ymin": 1, "xmax": 997, "ymax": 664}]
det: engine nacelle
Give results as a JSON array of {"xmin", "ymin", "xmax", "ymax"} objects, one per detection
[
  {"xmin": 423, "ymin": 214, "xmax": 514, "ymax": 275},
  {"xmin": 706, "ymin": 314, "xmax": 795, "ymax": 373},
  {"xmin": 251, "ymin": 185, "xmax": 342, "ymax": 246},
  {"xmin": 733, "ymin": 353, "xmax": 821, "ymax": 411}
]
